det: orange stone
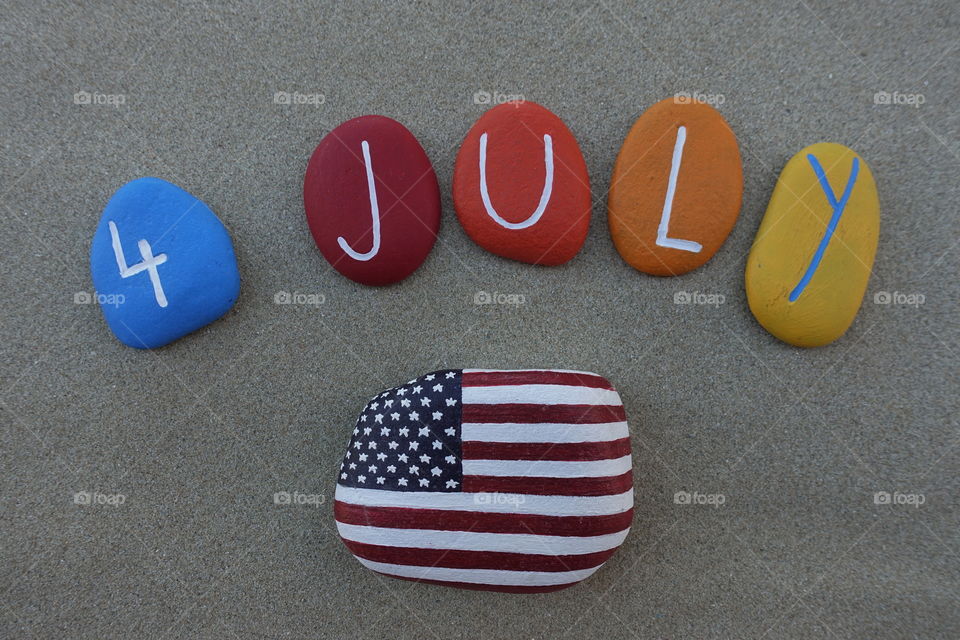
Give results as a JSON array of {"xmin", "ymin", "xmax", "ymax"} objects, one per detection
[{"xmin": 607, "ymin": 97, "xmax": 743, "ymax": 276}]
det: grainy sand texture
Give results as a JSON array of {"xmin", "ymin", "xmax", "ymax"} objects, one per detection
[{"xmin": 2, "ymin": 1, "xmax": 957, "ymax": 638}]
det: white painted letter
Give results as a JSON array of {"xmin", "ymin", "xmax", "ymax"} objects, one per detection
[
  {"xmin": 479, "ymin": 132, "xmax": 554, "ymax": 230},
  {"xmin": 656, "ymin": 126, "xmax": 702, "ymax": 253},
  {"xmin": 337, "ymin": 140, "xmax": 382, "ymax": 261}
]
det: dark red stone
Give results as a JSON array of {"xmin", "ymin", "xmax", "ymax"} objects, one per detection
[{"xmin": 304, "ymin": 115, "xmax": 440, "ymax": 286}]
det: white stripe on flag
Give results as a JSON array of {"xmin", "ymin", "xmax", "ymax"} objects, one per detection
[
  {"xmin": 356, "ymin": 557, "xmax": 603, "ymax": 587},
  {"xmin": 335, "ymin": 485, "xmax": 634, "ymax": 516},
  {"xmin": 461, "ymin": 421, "xmax": 629, "ymax": 443},
  {"xmin": 337, "ymin": 522, "xmax": 630, "ymax": 555},
  {"xmin": 462, "ymin": 454, "xmax": 632, "ymax": 478},
  {"xmin": 462, "ymin": 384, "xmax": 622, "ymax": 406}
]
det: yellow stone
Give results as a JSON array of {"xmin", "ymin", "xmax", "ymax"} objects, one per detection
[{"xmin": 745, "ymin": 143, "xmax": 879, "ymax": 347}]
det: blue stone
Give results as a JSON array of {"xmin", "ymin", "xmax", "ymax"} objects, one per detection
[{"xmin": 90, "ymin": 177, "xmax": 240, "ymax": 348}]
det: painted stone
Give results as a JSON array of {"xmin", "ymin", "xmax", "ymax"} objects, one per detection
[
  {"xmin": 90, "ymin": 177, "xmax": 240, "ymax": 349},
  {"xmin": 334, "ymin": 369, "xmax": 633, "ymax": 593},
  {"xmin": 745, "ymin": 143, "xmax": 879, "ymax": 347},
  {"xmin": 608, "ymin": 97, "xmax": 743, "ymax": 276},
  {"xmin": 304, "ymin": 115, "xmax": 440, "ymax": 286},
  {"xmin": 453, "ymin": 101, "xmax": 591, "ymax": 265}
]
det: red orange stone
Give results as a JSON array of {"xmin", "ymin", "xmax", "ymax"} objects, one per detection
[{"xmin": 453, "ymin": 101, "xmax": 591, "ymax": 265}]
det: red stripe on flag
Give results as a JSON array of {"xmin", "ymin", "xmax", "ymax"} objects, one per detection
[
  {"xmin": 462, "ymin": 403, "xmax": 626, "ymax": 424},
  {"xmin": 371, "ymin": 572, "xmax": 581, "ymax": 593},
  {"xmin": 462, "ymin": 371, "xmax": 614, "ymax": 390},
  {"xmin": 334, "ymin": 501, "xmax": 633, "ymax": 536},
  {"xmin": 461, "ymin": 437, "xmax": 631, "ymax": 462},
  {"xmin": 343, "ymin": 540, "xmax": 617, "ymax": 572},
  {"xmin": 463, "ymin": 470, "xmax": 633, "ymax": 496}
]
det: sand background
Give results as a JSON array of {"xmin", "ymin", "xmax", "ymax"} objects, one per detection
[{"xmin": 2, "ymin": 1, "xmax": 958, "ymax": 638}]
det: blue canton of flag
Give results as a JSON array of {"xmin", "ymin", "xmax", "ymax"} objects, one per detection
[{"xmin": 339, "ymin": 370, "xmax": 463, "ymax": 492}]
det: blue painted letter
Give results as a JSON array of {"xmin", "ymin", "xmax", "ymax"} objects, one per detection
[{"xmin": 788, "ymin": 155, "xmax": 859, "ymax": 302}]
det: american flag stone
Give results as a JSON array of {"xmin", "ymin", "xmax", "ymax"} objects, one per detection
[{"xmin": 334, "ymin": 369, "xmax": 634, "ymax": 593}]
